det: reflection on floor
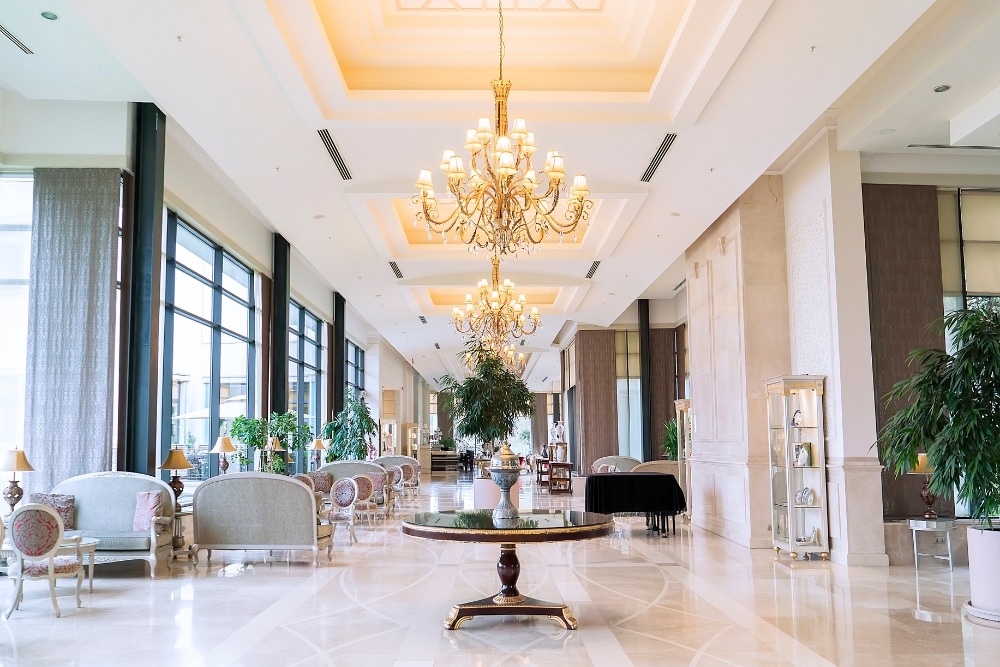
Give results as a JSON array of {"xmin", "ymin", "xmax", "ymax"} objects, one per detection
[{"xmin": 1, "ymin": 471, "xmax": 998, "ymax": 666}]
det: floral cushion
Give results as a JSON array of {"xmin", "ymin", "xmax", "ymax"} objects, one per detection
[
  {"xmin": 9, "ymin": 555, "xmax": 81, "ymax": 576},
  {"xmin": 331, "ymin": 478, "xmax": 357, "ymax": 508},
  {"xmin": 133, "ymin": 491, "xmax": 162, "ymax": 532},
  {"xmin": 293, "ymin": 474, "xmax": 315, "ymax": 490},
  {"xmin": 353, "ymin": 474, "xmax": 374, "ymax": 502},
  {"xmin": 387, "ymin": 465, "xmax": 404, "ymax": 488},
  {"xmin": 306, "ymin": 472, "xmax": 333, "ymax": 494},
  {"xmin": 400, "ymin": 464, "xmax": 415, "ymax": 482},
  {"xmin": 328, "ymin": 510, "xmax": 353, "ymax": 522},
  {"xmin": 28, "ymin": 493, "xmax": 75, "ymax": 530},
  {"xmin": 11, "ymin": 510, "xmax": 61, "ymax": 557}
]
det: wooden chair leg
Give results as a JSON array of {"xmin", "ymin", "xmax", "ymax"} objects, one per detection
[{"xmin": 48, "ymin": 577, "xmax": 61, "ymax": 618}]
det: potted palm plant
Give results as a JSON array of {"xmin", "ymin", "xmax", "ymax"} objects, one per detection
[
  {"xmin": 879, "ymin": 301, "xmax": 1000, "ymax": 622},
  {"xmin": 322, "ymin": 393, "xmax": 378, "ymax": 462},
  {"xmin": 230, "ymin": 411, "xmax": 313, "ymax": 474}
]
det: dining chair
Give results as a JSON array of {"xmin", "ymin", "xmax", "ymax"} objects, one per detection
[
  {"xmin": 4, "ymin": 503, "xmax": 84, "ymax": 618},
  {"xmin": 352, "ymin": 474, "xmax": 377, "ymax": 528},
  {"xmin": 329, "ymin": 477, "xmax": 358, "ymax": 544}
]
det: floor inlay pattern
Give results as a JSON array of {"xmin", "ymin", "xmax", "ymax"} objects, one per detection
[{"xmin": 1, "ymin": 472, "xmax": 998, "ymax": 666}]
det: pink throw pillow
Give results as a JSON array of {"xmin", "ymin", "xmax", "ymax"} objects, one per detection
[
  {"xmin": 133, "ymin": 491, "xmax": 163, "ymax": 531},
  {"xmin": 28, "ymin": 493, "xmax": 75, "ymax": 530}
]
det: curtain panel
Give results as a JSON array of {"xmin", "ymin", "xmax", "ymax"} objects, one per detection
[{"xmin": 23, "ymin": 168, "xmax": 120, "ymax": 496}]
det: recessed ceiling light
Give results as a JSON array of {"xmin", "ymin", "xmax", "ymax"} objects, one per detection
[
  {"xmin": 878, "ymin": 128, "xmax": 896, "ymax": 135},
  {"xmin": 669, "ymin": 212, "xmax": 680, "ymax": 217},
  {"xmin": 98, "ymin": 67, "xmax": 114, "ymax": 76},
  {"xmin": 313, "ymin": 214, "xmax": 324, "ymax": 219},
  {"xmin": 933, "ymin": 84, "xmax": 952, "ymax": 93},
  {"xmin": 40, "ymin": 11, "xmax": 58, "ymax": 20}
]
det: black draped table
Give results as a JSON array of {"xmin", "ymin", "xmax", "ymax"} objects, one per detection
[{"xmin": 584, "ymin": 472, "xmax": 687, "ymax": 536}]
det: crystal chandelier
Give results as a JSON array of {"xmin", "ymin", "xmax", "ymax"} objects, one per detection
[
  {"xmin": 413, "ymin": 1, "xmax": 593, "ymax": 257},
  {"xmin": 452, "ymin": 255, "xmax": 540, "ymax": 350}
]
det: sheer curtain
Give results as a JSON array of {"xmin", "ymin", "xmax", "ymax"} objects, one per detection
[{"xmin": 23, "ymin": 168, "xmax": 120, "ymax": 497}]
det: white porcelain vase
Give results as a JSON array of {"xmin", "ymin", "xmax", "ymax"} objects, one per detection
[{"xmin": 966, "ymin": 526, "xmax": 1000, "ymax": 622}]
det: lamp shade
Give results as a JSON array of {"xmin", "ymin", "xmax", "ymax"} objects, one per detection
[
  {"xmin": 0, "ymin": 450, "xmax": 35, "ymax": 473},
  {"xmin": 270, "ymin": 437, "xmax": 285, "ymax": 452},
  {"xmin": 210, "ymin": 436, "xmax": 237, "ymax": 454},
  {"xmin": 309, "ymin": 438, "xmax": 327, "ymax": 451},
  {"xmin": 911, "ymin": 453, "xmax": 934, "ymax": 474},
  {"xmin": 159, "ymin": 448, "xmax": 193, "ymax": 471}
]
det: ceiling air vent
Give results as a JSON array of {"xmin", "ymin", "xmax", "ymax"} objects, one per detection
[
  {"xmin": 673, "ymin": 278, "xmax": 687, "ymax": 292},
  {"xmin": 541, "ymin": 376, "xmax": 548, "ymax": 383},
  {"xmin": 0, "ymin": 24, "xmax": 33, "ymax": 54},
  {"xmin": 907, "ymin": 143, "xmax": 1000, "ymax": 151},
  {"xmin": 434, "ymin": 342, "xmax": 441, "ymax": 350},
  {"xmin": 520, "ymin": 339, "xmax": 526, "ymax": 346},
  {"xmin": 585, "ymin": 261, "xmax": 601, "ymax": 279},
  {"xmin": 640, "ymin": 133, "xmax": 677, "ymax": 182},
  {"xmin": 389, "ymin": 261, "xmax": 403, "ymax": 279},
  {"xmin": 418, "ymin": 316, "xmax": 428, "ymax": 324},
  {"xmin": 317, "ymin": 129, "xmax": 353, "ymax": 180}
]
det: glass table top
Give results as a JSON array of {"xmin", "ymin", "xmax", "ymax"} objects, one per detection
[{"xmin": 402, "ymin": 509, "xmax": 613, "ymax": 543}]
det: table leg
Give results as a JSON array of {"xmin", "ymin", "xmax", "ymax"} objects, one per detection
[
  {"xmin": 443, "ymin": 543, "xmax": 578, "ymax": 631},
  {"xmin": 88, "ymin": 549, "xmax": 94, "ymax": 592},
  {"xmin": 912, "ymin": 529, "xmax": 920, "ymax": 570}
]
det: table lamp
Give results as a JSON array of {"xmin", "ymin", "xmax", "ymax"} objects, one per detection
[
  {"xmin": 159, "ymin": 447, "xmax": 193, "ymax": 512},
  {"xmin": 0, "ymin": 448, "xmax": 35, "ymax": 515},
  {"xmin": 910, "ymin": 453, "xmax": 937, "ymax": 519},
  {"xmin": 309, "ymin": 438, "xmax": 327, "ymax": 470},
  {"xmin": 210, "ymin": 436, "xmax": 237, "ymax": 474},
  {"xmin": 269, "ymin": 437, "xmax": 285, "ymax": 452}
]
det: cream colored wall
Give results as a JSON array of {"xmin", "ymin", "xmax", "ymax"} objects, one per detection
[
  {"xmin": 685, "ymin": 175, "xmax": 790, "ymax": 548},
  {"xmin": 781, "ymin": 130, "xmax": 887, "ymax": 566}
]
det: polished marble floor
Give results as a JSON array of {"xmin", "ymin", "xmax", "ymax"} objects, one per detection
[{"xmin": 1, "ymin": 473, "xmax": 998, "ymax": 666}]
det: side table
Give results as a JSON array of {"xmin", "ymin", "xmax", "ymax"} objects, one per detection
[
  {"xmin": 549, "ymin": 463, "xmax": 573, "ymax": 495},
  {"xmin": 173, "ymin": 509, "xmax": 195, "ymax": 558},
  {"xmin": 909, "ymin": 518, "xmax": 955, "ymax": 570}
]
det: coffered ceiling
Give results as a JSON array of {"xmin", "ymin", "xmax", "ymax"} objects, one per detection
[{"xmin": 5, "ymin": 0, "xmax": 1000, "ymax": 390}]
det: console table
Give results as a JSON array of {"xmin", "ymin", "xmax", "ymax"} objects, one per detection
[
  {"xmin": 584, "ymin": 472, "xmax": 686, "ymax": 536},
  {"xmin": 402, "ymin": 509, "xmax": 613, "ymax": 629}
]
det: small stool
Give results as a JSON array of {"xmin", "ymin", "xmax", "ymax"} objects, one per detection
[{"xmin": 909, "ymin": 518, "xmax": 955, "ymax": 570}]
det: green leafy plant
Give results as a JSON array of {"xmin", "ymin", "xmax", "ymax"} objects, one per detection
[
  {"xmin": 230, "ymin": 411, "xmax": 313, "ymax": 474},
  {"xmin": 437, "ymin": 341, "xmax": 535, "ymax": 453},
  {"xmin": 439, "ymin": 437, "xmax": 456, "ymax": 451},
  {"xmin": 879, "ymin": 302, "xmax": 1000, "ymax": 526},
  {"xmin": 322, "ymin": 393, "xmax": 378, "ymax": 462},
  {"xmin": 662, "ymin": 418, "xmax": 678, "ymax": 459}
]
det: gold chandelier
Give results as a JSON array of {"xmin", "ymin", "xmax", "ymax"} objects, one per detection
[
  {"xmin": 452, "ymin": 255, "xmax": 540, "ymax": 350},
  {"xmin": 413, "ymin": 1, "xmax": 593, "ymax": 257}
]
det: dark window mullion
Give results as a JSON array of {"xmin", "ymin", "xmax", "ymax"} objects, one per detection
[{"xmin": 207, "ymin": 245, "xmax": 224, "ymax": 477}]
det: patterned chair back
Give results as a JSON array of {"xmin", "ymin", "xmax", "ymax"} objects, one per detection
[
  {"xmin": 10, "ymin": 504, "xmax": 64, "ymax": 558},
  {"xmin": 331, "ymin": 477, "xmax": 358, "ymax": 510},
  {"xmin": 353, "ymin": 474, "xmax": 374, "ymax": 503},
  {"xmin": 369, "ymin": 471, "xmax": 387, "ymax": 497},
  {"xmin": 387, "ymin": 465, "xmax": 404, "ymax": 488},
  {"xmin": 293, "ymin": 473, "xmax": 315, "ymax": 491},
  {"xmin": 306, "ymin": 471, "xmax": 333, "ymax": 494},
  {"xmin": 399, "ymin": 463, "xmax": 415, "ymax": 483},
  {"xmin": 597, "ymin": 464, "xmax": 611, "ymax": 473}
]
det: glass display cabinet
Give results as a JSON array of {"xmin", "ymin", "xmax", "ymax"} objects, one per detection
[
  {"xmin": 674, "ymin": 398, "xmax": 692, "ymax": 519},
  {"xmin": 766, "ymin": 375, "xmax": 829, "ymax": 560}
]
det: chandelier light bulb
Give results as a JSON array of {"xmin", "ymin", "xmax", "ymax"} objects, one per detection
[{"xmin": 451, "ymin": 255, "xmax": 541, "ymax": 351}]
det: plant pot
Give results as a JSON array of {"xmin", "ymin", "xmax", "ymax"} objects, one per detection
[{"xmin": 966, "ymin": 525, "xmax": 1000, "ymax": 623}]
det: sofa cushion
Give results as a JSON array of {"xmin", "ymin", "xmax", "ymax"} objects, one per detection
[
  {"xmin": 306, "ymin": 472, "xmax": 333, "ymax": 493},
  {"xmin": 78, "ymin": 530, "xmax": 152, "ymax": 551},
  {"xmin": 133, "ymin": 491, "xmax": 162, "ymax": 531},
  {"xmin": 29, "ymin": 493, "xmax": 75, "ymax": 530}
]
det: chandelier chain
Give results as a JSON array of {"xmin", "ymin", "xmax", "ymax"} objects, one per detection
[{"xmin": 498, "ymin": 0, "xmax": 504, "ymax": 81}]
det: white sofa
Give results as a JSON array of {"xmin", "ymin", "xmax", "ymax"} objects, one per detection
[
  {"xmin": 51, "ymin": 471, "xmax": 175, "ymax": 578},
  {"xmin": 590, "ymin": 456, "xmax": 642, "ymax": 472},
  {"xmin": 191, "ymin": 472, "xmax": 332, "ymax": 567}
]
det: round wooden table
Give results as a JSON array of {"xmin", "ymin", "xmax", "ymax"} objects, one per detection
[{"xmin": 402, "ymin": 509, "xmax": 613, "ymax": 630}]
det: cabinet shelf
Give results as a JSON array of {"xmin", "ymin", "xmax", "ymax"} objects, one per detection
[{"xmin": 766, "ymin": 375, "xmax": 829, "ymax": 562}]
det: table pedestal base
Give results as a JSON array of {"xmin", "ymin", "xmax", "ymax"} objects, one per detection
[{"xmin": 443, "ymin": 543, "xmax": 578, "ymax": 630}]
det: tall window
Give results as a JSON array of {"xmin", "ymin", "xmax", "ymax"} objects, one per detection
[
  {"xmin": 346, "ymin": 340, "xmax": 364, "ymax": 400},
  {"xmin": 288, "ymin": 301, "xmax": 323, "ymax": 437},
  {"xmin": 615, "ymin": 330, "xmax": 642, "ymax": 460},
  {"xmin": 163, "ymin": 214, "xmax": 255, "ymax": 483},
  {"xmin": 0, "ymin": 175, "xmax": 33, "ymax": 453}
]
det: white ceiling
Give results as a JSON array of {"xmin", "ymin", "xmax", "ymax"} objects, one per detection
[{"xmin": 3, "ymin": 0, "xmax": 1000, "ymax": 390}]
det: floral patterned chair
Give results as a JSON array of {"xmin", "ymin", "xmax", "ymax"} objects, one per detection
[
  {"xmin": 368, "ymin": 471, "xmax": 389, "ymax": 523},
  {"xmin": 4, "ymin": 503, "xmax": 84, "ymax": 619},
  {"xmin": 352, "ymin": 474, "xmax": 377, "ymax": 528},
  {"xmin": 399, "ymin": 463, "xmax": 417, "ymax": 503},
  {"xmin": 386, "ymin": 465, "xmax": 405, "ymax": 514},
  {"xmin": 329, "ymin": 477, "xmax": 358, "ymax": 544}
]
